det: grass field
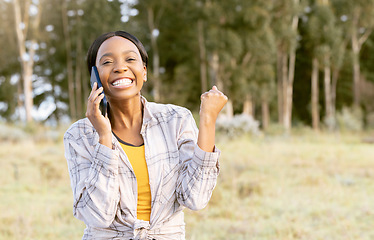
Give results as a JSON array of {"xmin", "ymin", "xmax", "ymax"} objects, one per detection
[{"xmin": 1, "ymin": 126, "xmax": 374, "ymax": 240}]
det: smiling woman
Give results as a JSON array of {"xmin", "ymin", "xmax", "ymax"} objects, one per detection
[{"xmin": 63, "ymin": 31, "xmax": 228, "ymax": 240}]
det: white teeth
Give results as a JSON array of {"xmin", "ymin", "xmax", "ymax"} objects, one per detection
[{"xmin": 112, "ymin": 78, "xmax": 133, "ymax": 86}]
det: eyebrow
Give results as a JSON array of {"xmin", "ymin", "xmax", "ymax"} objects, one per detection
[{"xmin": 98, "ymin": 50, "xmax": 139, "ymax": 62}]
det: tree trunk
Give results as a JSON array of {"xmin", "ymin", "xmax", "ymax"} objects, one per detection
[
  {"xmin": 283, "ymin": 4, "xmax": 299, "ymax": 132},
  {"xmin": 243, "ymin": 94, "xmax": 253, "ymax": 117},
  {"xmin": 350, "ymin": 8, "xmax": 365, "ymax": 108},
  {"xmin": 352, "ymin": 48, "xmax": 360, "ymax": 107},
  {"xmin": 13, "ymin": 0, "xmax": 41, "ymax": 123},
  {"xmin": 75, "ymin": 10, "xmax": 83, "ymax": 118},
  {"xmin": 17, "ymin": 79, "xmax": 23, "ymax": 118},
  {"xmin": 198, "ymin": 19, "xmax": 207, "ymax": 93},
  {"xmin": 147, "ymin": 7, "xmax": 161, "ymax": 102},
  {"xmin": 23, "ymin": 66, "xmax": 33, "ymax": 122},
  {"xmin": 51, "ymin": 71, "xmax": 60, "ymax": 124},
  {"xmin": 281, "ymin": 52, "xmax": 289, "ymax": 131},
  {"xmin": 261, "ymin": 99, "xmax": 269, "ymax": 131},
  {"xmin": 284, "ymin": 50, "xmax": 296, "ymax": 132},
  {"xmin": 324, "ymin": 55, "xmax": 334, "ymax": 130},
  {"xmin": 277, "ymin": 47, "xmax": 283, "ymax": 124},
  {"xmin": 210, "ymin": 51, "xmax": 232, "ymax": 118},
  {"xmin": 331, "ymin": 66, "xmax": 339, "ymax": 119},
  {"xmin": 225, "ymin": 99, "xmax": 234, "ymax": 119},
  {"xmin": 311, "ymin": 57, "xmax": 320, "ymax": 131},
  {"xmin": 350, "ymin": 7, "xmax": 373, "ymax": 108},
  {"xmin": 62, "ymin": 0, "xmax": 76, "ymax": 120},
  {"xmin": 210, "ymin": 51, "xmax": 223, "ymax": 90}
]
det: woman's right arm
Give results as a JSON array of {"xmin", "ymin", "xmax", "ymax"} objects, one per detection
[
  {"xmin": 64, "ymin": 122, "xmax": 120, "ymax": 228},
  {"xmin": 63, "ymin": 83, "xmax": 119, "ymax": 228}
]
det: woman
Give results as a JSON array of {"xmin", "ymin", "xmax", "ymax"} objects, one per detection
[{"xmin": 64, "ymin": 31, "xmax": 228, "ymax": 240}]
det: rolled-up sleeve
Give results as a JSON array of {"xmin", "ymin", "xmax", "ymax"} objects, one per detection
[
  {"xmin": 176, "ymin": 110, "xmax": 220, "ymax": 210},
  {"xmin": 64, "ymin": 121, "xmax": 120, "ymax": 228}
]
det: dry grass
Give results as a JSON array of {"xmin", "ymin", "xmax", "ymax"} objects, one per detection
[
  {"xmin": 0, "ymin": 136, "xmax": 85, "ymax": 240},
  {"xmin": 1, "ymin": 126, "xmax": 374, "ymax": 239},
  {"xmin": 186, "ymin": 131, "xmax": 374, "ymax": 240}
]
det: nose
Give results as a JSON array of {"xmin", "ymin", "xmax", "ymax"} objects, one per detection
[{"xmin": 113, "ymin": 62, "xmax": 128, "ymax": 73}]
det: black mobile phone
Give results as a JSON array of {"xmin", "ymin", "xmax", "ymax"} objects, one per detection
[{"xmin": 90, "ymin": 66, "xmax": 107, "ymax": 116}]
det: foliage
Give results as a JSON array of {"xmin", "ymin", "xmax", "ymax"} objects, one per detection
[
  {"xmin": 336, "ymin": 106, "xmax": 363, "ymax": 132},
  {"xmin": 216, "ymin": 114, "xmax": 260, "ymax": 137},
  {"xmin": 365, "ymin": 112, "xmax": 374, "ymax": 129},
  {"xmin": 1, "ymin": 0, "xmax": 374, "ymax": 130},
  {"xmin": 0, "ymin": 123, "xmax": 28, "ymax": 143}
]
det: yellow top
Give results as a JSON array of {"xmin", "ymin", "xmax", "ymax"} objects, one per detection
[{"xmin": 120, "ymin": 143, "xmax": 151, "ymax": 221}]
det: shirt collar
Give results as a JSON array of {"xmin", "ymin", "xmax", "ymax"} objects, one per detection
[{"xmin": 141, "ymin": 96, "xmax": 157, "ymax": 125}]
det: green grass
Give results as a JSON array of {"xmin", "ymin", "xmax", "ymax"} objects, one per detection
[{"xmin": 1, "ymin": 128, "xmax": 374, "ymax": 239}]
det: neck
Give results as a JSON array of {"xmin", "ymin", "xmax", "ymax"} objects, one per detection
[{"xmin": 108, "ymin": 95, "xmax": 143, "ymax": 130}]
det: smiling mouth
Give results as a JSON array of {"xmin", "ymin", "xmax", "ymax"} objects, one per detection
[{"xmin": 112, "ymin": 78, "xmax": 133, "ymax": 87}]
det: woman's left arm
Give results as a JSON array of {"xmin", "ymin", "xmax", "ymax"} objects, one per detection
[
  {"xmin": 197, "ymin": 86, "xmax": 228, "ymax": 152},
  {"xmin": 176, "ymin": 86, "xmax": 227, "ymax": 210}
]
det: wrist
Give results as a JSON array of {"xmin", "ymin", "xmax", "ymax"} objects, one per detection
[
  {"xmin": 199, "ymin": 113, "xmax": 217, "ymax": 126},
  {"xmin": 99, "ymin": 133, "xmax": 112, "ymax": 147},
  {"xmin": 197, "ymin": 116, "xmax": 216, "ymax": 153}
]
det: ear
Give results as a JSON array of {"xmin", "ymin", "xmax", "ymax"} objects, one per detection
[{"xmin": 143, "ymin": 66, "xmax": 147, "ymax": 82}]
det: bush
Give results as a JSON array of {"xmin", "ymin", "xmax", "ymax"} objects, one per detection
[
  {"xmin": 0, "ymin": 123, "xmax": 28, "ymax": 143},
  {"xmin": 216, "ymin": 114, "xmax": 260, "ymax": 137},
  {"xmin": 336, "ymin": 107, "xmax": 363, "ymax": 132},
  {"xmin": 366, "ymin": 112, "xmax": 374, "ymax": 129},
  {"xmin": 0, "ymin": 123, "xmax": 63, "ymax": 143}
]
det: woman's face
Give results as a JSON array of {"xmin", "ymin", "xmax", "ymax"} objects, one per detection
[{"xmin": 95, "ymin": 36, "xmax": 147, "ymax": 102}]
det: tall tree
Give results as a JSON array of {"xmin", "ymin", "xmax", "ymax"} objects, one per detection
[
  {"xmin": 13, "ymin": 0, "xmax": 43, "ymax": 123},
  {"xmin": 272, "ymin": 0, "xmax": 303, "ymax": 132},
  {"xmin": 349, "ymin": 1, "xmax": 374, "ymax": 107},
  {"xmin": 197, "ymin": 18, "xmax": 208, "ymax": 94},
  {"xmin": 0, "ymin": 1, "xmax": 19, "ymax": 120},
  {"xmin": 231, "ymin": 0, "xmax": 276, "ymax": 124},
  {"xmin": 131, "ymin": 0, "xmax": 169, "ymax": 102},
  {"xmin": 306, "ymin": 0, "xmax": 344, "ymax": 130},
  {"xmin": 61, "ymin": 0, "xmax": 76, "ymax": 120},
  {"xmin": 304, "ymin": 2, "xmax": 321, "ymax": 130},
  {"xmin": 234, "ymin": 1, "xmax": 276, "ymax": 121},
  {"xmin": 332, "ymin": 0, "xmax": 374, "ymax": 107}
]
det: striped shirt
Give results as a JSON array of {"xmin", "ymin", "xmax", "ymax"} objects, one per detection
[{"xmin": 63, "ymin": 97, "xmax": 220, "ymax": 240}]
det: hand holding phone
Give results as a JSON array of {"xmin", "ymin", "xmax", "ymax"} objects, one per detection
[
  {"xmin": 90, "ymin": 66, "xmax": 107, "ymax": 116},
  {"xmin": 87, "ymin": 66, "xmax": 112, "ymax": 147}
]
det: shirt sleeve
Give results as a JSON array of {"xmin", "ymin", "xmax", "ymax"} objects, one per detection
[
  {"xmin": 175, "ymin": 110, "xmax": 220, "ymax": 210},
  {"xmin": 63, "ymin": 120, "xmax": 120, "ymax": 228}
]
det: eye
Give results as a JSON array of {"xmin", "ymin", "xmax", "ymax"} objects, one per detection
[
  {"xmin": 102, "ymin": 60, "xmax": 112, "ymax": 65},
  {"xmin": 126, "ymin": 57, "xmax": 136, "ymax": 62}
]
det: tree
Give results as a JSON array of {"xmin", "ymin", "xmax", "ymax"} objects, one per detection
[
  {"xmin": 0, "ymin": 1, "xmax": 19, "ymax": 120},
  {"xmin": 223, "ymin": 0, "xmax": 276, "ymax": 129},
  {"xmin": 131, "ymin": 0, "xmax": 170, "ymax": 102},
  {"xmin": 272, "ymin": 0, "xmax": 304, "ymax": 133},
  {"xmin": 306, "ymin": 0, "xmax": 344, "ymax": 131},
  {"xmin": 349, "ymin": 1, "xmax": 374, "ymax": 107},
  {"xmin": 61, "ymin": 0, "xmax": 77, "ymax": 120},
  {"xmin": 332, "ymin": 0, "xmax": 374, "ymax": 107},
  {"xmin": 13, "ymin": 0, "xmax": 43, "ymax": 123}
]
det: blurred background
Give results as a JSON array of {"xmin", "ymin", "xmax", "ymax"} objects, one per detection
[{"xmin": 1, "ymin": 0, "xmax": 374, "ymax": 239}]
